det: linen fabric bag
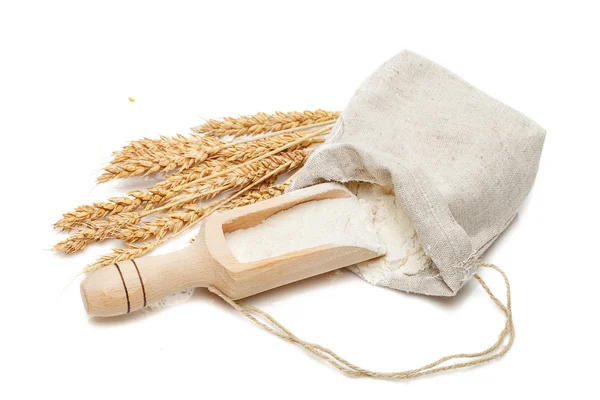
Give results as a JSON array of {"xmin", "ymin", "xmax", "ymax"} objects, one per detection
[
  {"xmin": 212, "ymin": 50, "xmax": 544, "ymax": 378},
  {"xmin": 290, "ymin": 50, "xmax": 546, "ymax": 296}
]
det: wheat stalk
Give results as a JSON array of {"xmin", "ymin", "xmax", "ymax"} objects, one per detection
[{"xmin": 192, "ymin": 109, "xmax": 339, "ymax": 138}]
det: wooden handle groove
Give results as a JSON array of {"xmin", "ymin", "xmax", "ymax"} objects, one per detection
[{"xmin": 114, "ymin": 263, "xmax": 130, "ymax": 313}]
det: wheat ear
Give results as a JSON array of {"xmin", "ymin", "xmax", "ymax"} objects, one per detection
[
  {"xmin": 54, "ymin": 150, "xmax": 306, "ymax": 253},
  {"xmin": 99, "ymin": 124, "xmax": 329, "ymax": 182},
  {"xmin": 55, "ymin": 131, "xmax": 322, "ymax": 230},
  {"xmin": 192, "ymin": 109, "xmax": 340, "ymax": 138},
  {"xmin": 98, "ymin": 135, "xmax": 222, "ymax": 183}
]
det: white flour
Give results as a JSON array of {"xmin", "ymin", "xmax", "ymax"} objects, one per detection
[
  {"xmin": 150, "ymin": 183, "xmax": 430, "ymax": 311},
  {"xmin": 150, "ymin": 190, "xmax": 385, "ymax": 311},
  {"xmin": 225, "ymin": 183, "xmax": 432, "ymax": 282},
  {"xmin": 147, "ymin": 288, "xmax": 196, "ymax": 311},
  {"xmin": 348, "ymin": 183, "xmax": 432, "ymax": 283},
  {"xmin": 226, "ymin": 195, "xmax": 386, "ymax": 263}
]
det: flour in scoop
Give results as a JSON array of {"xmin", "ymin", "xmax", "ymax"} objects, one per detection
[
  {"xmin": 225, "ymin": 183, "xmax": 432, "ymax": 283},
  {"xmin": 225, "ymin": 196, "xmax": 386, "ymax": 263}
]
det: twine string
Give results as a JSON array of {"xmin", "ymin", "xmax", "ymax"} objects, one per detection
[{"xmin": 208, "ymin": 262, "xmax": 513, "ymax": 379}]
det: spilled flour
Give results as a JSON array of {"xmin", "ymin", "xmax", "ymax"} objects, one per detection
[
  {"xmin": 225, "ymin": 182, "xmax": 432, "ymax": 282},
  {"xmin": 147, "ymin": 288, "xmax": 196, "ymax": 311},
  {"xmin": 226, "ymin": 194, "xmax": 386, "ymax": 263}
]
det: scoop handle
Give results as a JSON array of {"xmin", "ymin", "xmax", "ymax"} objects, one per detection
[{"xmin": 80, "ymin": 244, "xmax": 215, "ymax": 317}]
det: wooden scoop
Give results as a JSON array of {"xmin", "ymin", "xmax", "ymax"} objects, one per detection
[{"xmin": 81, "ymin": 183, "xmax": 382, "ymax": 317}]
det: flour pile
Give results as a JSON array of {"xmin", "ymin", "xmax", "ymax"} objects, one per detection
[
  {"xmin": 348, "ymin": 183, "xmax": 433, "ymax": 284},
  {"xmin": 225, "ymin": 195, "xmax": 386, "ymax": 263},
  {"xmin": 225, "ymin": 182, "xmax": 432, "ymax": 283}
]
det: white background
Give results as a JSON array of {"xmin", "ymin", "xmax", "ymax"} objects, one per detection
[{"xmin": 1, "ymin": 1, "xmax": 598, "ymax": 398}]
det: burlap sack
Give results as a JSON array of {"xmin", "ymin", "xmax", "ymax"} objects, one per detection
[{"xmin": 290, "ymin": 50, "xmax": 545, "ymax": 296}]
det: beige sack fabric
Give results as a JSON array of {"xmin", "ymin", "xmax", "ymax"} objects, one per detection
[{"xmin": 290, "ymin": 50, "xmax": 545, "ymax": 296}]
